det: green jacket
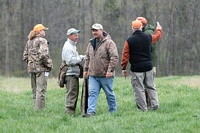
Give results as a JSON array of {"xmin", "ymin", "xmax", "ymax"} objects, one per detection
[{"xmin": 143, "ymin": 24, "xmax": 157, "ymax": 67}]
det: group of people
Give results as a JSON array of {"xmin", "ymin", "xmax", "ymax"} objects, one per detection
[{"xmin": 23, "ymin": 16, "xmax": 162, "ymax": 116}]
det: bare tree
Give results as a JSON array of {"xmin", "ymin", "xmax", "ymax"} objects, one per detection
[{"xmin": 0, "ymin": 0, "xmax": 200, "ymax": 76}]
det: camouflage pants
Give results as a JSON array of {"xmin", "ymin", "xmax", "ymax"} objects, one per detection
[
  {"xmin": 65, "ymin": 75, "xmax": 79, "ymax": 115},
  {"xmin": 130, "ymin": 69, "xmax": 159, "ymax": 111},
  {"xmin": 31, "ymin": 72, "xmax": 47, "ymax": 110}
]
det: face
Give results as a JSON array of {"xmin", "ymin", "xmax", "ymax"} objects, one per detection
[
  {"xmin": 39, "ymin": 29, "xmax": 46, "ymax": 37},
  {"xmin": 91, "ymin": 29, "xmax": 103, "ymax": 39},
  {"xmin": 68, "ymin": 33, "xmax": 79, "ymax": 42}
]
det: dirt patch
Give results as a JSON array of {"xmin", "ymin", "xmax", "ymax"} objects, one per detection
[
  {"xmin": 156, "ymin": 76, "xmax": 200, "ymax": 88},
  {"xmin": 175, "ymin": 78, "xmax": 200, "ymax": 88}
]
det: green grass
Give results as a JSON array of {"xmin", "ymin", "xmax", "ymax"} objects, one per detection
[{"xmin": 0, "ymin": 76, "xmax": 200, "ymax": 133}]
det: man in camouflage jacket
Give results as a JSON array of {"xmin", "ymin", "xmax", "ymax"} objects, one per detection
[{"xmin": 83, "ymin": 23, "xmax": 119, "ymax": 117}]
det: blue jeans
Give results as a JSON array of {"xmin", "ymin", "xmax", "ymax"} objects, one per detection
[{"xmin": 87, "ymin": 76, "xmax": 117, "ymax": 115}]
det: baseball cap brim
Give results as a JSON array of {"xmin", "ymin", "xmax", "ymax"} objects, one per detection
[
  {"xmin": 43, "ymin": 27, "xmax": 49, "ymax": 31},
  {"xmin": 91, "ymin": 28, "xmax": 99, "ymax": 30},
  {"xmin": 71, "ymin": 30, "xmax": 80, "ymax": 34},
  {"xmin": 67, "ymin": 28, "xmax": 80, "ymax": 35}
]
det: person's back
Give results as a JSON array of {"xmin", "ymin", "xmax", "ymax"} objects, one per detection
[
  {"xmin": 127, "ymin": 30, "xmax": 152, "ymax": 72},
  {"xmin": 143, "ymin": 24, "xmax": 154, "ymax": 34},
  {"xmin": 26, "ymin": 36, "xmax": 51, "ymax": 73},
  {"xmin": 121, "ymin": 20, "xmax": 162, "ymax": 111}
]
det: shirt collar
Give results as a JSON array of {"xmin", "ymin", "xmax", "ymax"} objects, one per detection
[{"xmin": 67, "ymin": 38, "xmax": 77, "ymax": 45}]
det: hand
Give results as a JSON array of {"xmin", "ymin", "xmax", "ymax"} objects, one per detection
[
  {"xmin": 122, "ymin": 70, "xmax": 127, "ymax": 77},
  {"xmin": 80, "ymin": 55, "xmax": 86, "ymax": 60},
  {"xmin": 84, "ymin": 71, "xmax": 88, "ymax": 79},
  {"xmin": 106, "ymin": 72, "xmax": 113, "ymax": 78}
]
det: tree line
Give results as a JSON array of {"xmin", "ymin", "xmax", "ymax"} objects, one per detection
[{"xmin": 0, "ymin": 0, "xmax": 199, "ymax": 77}]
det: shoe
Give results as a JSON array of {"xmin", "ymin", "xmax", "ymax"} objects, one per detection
[
  {"xmin": 151, "ymin": 105, "xmax": 159, "ymax": 110},
  {"xmin": 65, "ymin": 110, "xmax": 75, "ymax": 115},
  {"xmin": 82, "ymin": 113, "xmax": 92, "ymax": 117}
]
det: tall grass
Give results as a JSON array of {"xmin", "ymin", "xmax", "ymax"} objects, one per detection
[{"xmin": 0, "ymin": 76, "xmax": 200, "ymax": 133}]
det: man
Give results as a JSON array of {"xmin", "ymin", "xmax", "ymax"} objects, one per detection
[
  {"xmin": 82, "ymin": 23, "xmax": 119, "ymax": 117},
  {"xmin": 136, "ymin": 17, "xmax": 157, "ymax": 107},
  {"xmin": 121, "ymin": 20, "xmax": 162, "ymax": 111},
  {"xmin": 23, "ymin": 24, "xmax": 53, "ymax": 111},
  {"xmin": 136, "ymin": 17, "xmax": 157, "ymax": 75},
  {"xmin": 62, "ymin": 28, "xmax": 85, "ymax": 115}
]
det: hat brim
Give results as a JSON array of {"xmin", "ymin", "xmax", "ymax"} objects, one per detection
[
  {"xmin": 44, "ymin": 27, "xmax": 49, "ymax": 31},
  {"xmin": 74, "ymin": 30, "xmax": 80, "ymax": 33},
  {"xmin": 71, "ymin": 30, "xmax": 80, "ymax": 34},
  {"xmin": 91, "ymin": 28, "xmax": 102, "ymax": 30}
]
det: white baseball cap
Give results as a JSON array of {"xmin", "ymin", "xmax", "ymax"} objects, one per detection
[
  {"xmin": 67, "ymin": 28, "xmax": 80, "ymax": 35},
  {"xmin": 91, "ymin": 23, "xmax": 103, "ymax": 30}
]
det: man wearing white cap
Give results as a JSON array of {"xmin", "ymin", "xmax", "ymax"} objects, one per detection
[
  {"xmin": 62, "ymin": 28, "xmax": 85, "ymax": 115},
  {"xmin": 83, "ymin": 23, "xmax": 119, "ymax": 117}
]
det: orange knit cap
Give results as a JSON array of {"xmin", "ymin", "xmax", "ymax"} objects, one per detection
[
  {"xmin": 33, "ymin": 24, "xmax": 49, "ymax": 32},
  {"xmin": 132, "ymin": 20, "xmax": 142, "ymax": 29},
  {"xmin": 136, "ymin": 17, "xmax": 147, "ymax": 25}
]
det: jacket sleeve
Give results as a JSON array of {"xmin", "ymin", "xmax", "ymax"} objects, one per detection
[
  {"xmin": 151, "ymin": 29, "xmax": 162, "ymax": 44},
  {"xmin": 38, "ymin": 39, "xmax": 52, "ymax": 69},
  {"xmin": 84, "ymin": 43, "xmax": 90, "ymax": 72},
  {"xmin": 38, "ymin": 39, "xmax": 49, "ymax": 63},
  {"xmin": 23, "ymin": 42, "xmax": 28, "ymax": 63},
  {"xmin": 121, "ymin": 41, "xmax": 130, "ymax": 70},
  {"xmin": 107, "ymin": 40, "xmax": 119, "ymax": 72}
]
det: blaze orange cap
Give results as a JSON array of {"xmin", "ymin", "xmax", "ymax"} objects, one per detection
[
  {"xmin": 33, "ymin": 24, "xmax": 49, "ymax": 32},
  {"xmin": 132, "ymin": 20, "xmax": 142, "ymax": 29},
  {"xmin": 136, "ymin": 17, "xmax": 147, "ymax": 25}
]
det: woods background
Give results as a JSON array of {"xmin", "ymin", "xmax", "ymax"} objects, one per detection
[{"xmin": 0, "ymin": 0, "xmax": 199, "ymax": 77}]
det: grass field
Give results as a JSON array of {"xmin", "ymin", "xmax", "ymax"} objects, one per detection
[{"xmin": 0, "ymin": 76, "xmax": 200, "ymax": 133}]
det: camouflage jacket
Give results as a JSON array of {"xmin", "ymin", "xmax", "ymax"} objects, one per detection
[
  {"xmin": 23, "ymin": 35, "xmax": 53, "ymax": 73},
  {"xmin": 84, "ymin": 32, "xmax": 119, "ymax": 76}
]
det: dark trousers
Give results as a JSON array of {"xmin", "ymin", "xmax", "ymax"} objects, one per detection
[{"xmin": 65, "ymin": 75, "xmax": 79, "ymax": 114}]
